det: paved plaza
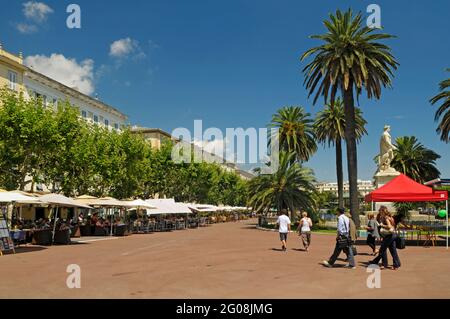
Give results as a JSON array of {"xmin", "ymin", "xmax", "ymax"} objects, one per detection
[{"xmin": 1, "ymin": 219, "xmax": 449, "ymax": 298}]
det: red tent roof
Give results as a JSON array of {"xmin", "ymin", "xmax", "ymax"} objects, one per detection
[{"xmin": 365, "ymin": 174, "xmax": 448, "ymax": 202}]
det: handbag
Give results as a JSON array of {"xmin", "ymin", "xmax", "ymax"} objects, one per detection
[
  {"xmin": 396, "ymin": 235, "xmax": 406, "ymax": 250},
  {"xmin": 337, "ymin": 234, "xmax": 351, "ymax": 249},
  {"xmin": 336, "ymin": 217, "xmax": 351, "ymax": 249}
]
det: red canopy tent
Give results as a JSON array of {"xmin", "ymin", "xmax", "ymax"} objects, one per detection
[
  {"xmin": 365, "ymin": 173, "xmax": 448, "ymax": 249},
  {"xmin": 365, "ymin": 174, "xmax": 448, "ymax": 202}
]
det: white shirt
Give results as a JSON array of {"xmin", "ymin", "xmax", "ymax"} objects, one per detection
[
  {"xmin": 300, "ymin": 217, "xmax": 312, "ymax": 232},
  {"xmin": 277, "ymin": 215, "xmax": 291, "ymax": 233},
  {"xmin": 337, "ymin": 214, "xmax": 350, "ymax": 236}
]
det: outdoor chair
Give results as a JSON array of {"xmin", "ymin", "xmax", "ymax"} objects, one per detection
[
  {"xmin": 53, "ymin": 229, "xmax": 71, "ymax": 245},
  {"xmin": 94, "ymin": 226, "xmax": 107, "ymax": 236},
  {"xmin": 79, "ymin": 224, "xmax": 91, "ymax": 236},
  {"xmin": 70, "ymin": 225, "xmax": 81, "ymax": 238},
  {"xmin": 114, "ymin": 225, "xmax": 126, "ymax": 236},
  {"xmin": 11, "ymin": 230, "xmax": 27, "ymax": 247},
  {"xmin": 146, "ymin": 221, "xmax": 155, "ymax": 232},
  {"xmin": 32, "ymin": 229, "xmax": 52, "ymax": 245}
]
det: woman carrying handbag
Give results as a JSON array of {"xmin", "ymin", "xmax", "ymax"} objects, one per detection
[{"xmin": 369, "ymin": 206, "xmax": 401, "ymax": 270}]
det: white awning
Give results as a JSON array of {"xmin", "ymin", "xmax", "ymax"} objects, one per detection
[
  {"xmin": 40, "ymin": 194, "xmax": 92, "ymax": 209},
  {"xmin": 145, "ymin": 199, "xmax": 192, "ymax": 215},
  {"xmin": 0, "ymin": 192, "xmax": 43, "ymax": 204}
]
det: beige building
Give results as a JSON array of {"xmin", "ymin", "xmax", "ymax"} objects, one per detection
[
  {"xmin": 0, "ymin": 44, "xmax": 26, "ymax": 92},
  {"xmin": 131, "ymin": 126, "xmax": 254, "ymax": 180},
  {"xmin": 315, "ymin": 180, "xmax": 375, "ymax": 197},
  {"xmin": 0, "ymin": 44, "xmax": 128, "ymax": 129}
]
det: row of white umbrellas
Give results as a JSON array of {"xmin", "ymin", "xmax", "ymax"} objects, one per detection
[{"xmin": 0, "ymin": 190, "xmax": 251, "ymax": 213}]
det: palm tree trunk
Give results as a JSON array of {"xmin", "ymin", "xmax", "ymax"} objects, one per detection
[
  {"xmin": 343, "ymin": 84, "xmax": 360, "ymax": 228},
  {"xmin": 335, "ymin": 139, "xmax": 344, "ymax": 209}
]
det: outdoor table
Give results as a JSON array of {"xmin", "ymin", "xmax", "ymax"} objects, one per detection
[{"xmin": 10, "ymin": 230, "xmax": 26, "ymax": 246}]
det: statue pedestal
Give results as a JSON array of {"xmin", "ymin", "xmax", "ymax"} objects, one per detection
[{"xmin": 373, "ymin": 169, "xmax": 401, "ymax": 211}]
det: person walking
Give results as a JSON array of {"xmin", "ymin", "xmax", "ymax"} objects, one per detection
[
  {"xmin": 322, "ymin": 208, "xmax": 356, "ymax": 269},
  {"xmin": 276, "ymin": 209, "xmax": 291, "ymax": 252},
  {"xmin": 366, "ymin": 213, "xmax": 380, "ymax": 255},
  {"xmin": 369, "ymin": 206, "xmax": 401, "ymax": 270},
  {"xmin": 343, "ymin": 212, "xmax": 358, "ymax": 260},
  {"xmin": 297, "ymin": 211, "xmax": 313, "ymax": 251}
]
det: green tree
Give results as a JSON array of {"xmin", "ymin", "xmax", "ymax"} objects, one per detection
[
  {"xmin": 301, "ymin": 9, "xmax": 398, "ymax": 226},
  {"xmin": 314, "ymin": 98, "xmax": 367, "ymax": 208},
  {"xmin": 0, "ymin": 89, "xmax": 58, "ymax": 190},
  {"xmin": 391, "ymin": 136, "xmax": 441, "ymax": 183},
  {"xmin": 248, "ymin": 152, "xmax": 316, "ymax": 219},
  {"xmin": 270, "ymin": 106, "xmax": 317, "ymax": 162},
  {"xmin": 430, "ymin": 69, "xmax": 450, "ymax": 142}
]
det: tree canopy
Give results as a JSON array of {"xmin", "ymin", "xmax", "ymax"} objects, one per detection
[{"xmin": 0, "ymin": 89, "xmax": 248, "ymax": 205}]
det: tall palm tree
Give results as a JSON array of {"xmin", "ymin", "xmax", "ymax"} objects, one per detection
[
  {"xmin": 391, "ymin": 136, "xmax": 441, "ymax": 183},
  {"xmin": 270, "ymin": 106, "xmax": 317, "ymax": 162},
  {"xmin": 430, "ymin": 69, "xmax": 450, "ymax": 142},
  {"xmin": 248, "ymin": 152, "xmax": 316, "ymax": 219},
  {"xmin": 314, "ymin": 98, "xmax": 367, "ymax": 208},
  {"xmin": 301, "ymin": 9, "xmax": 398, "ymax": 227}
]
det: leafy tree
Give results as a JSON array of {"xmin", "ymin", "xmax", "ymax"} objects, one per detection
[
  {"xmin": 0, "ymin": 89, "xmax": 58, "ymax": 190},
  {"xmin": 270, "ymin": 106, "xmax": 317, "ymax": 162},
  {"xmin": 391, "ymin": 136, "xmax": 441, "ymax": 183},
  {"xmin": 430, "ymin": 69, "xmax": 450, "ymax": 142},
  {"xmin": 248, "ymin": 152, "xmax": 316, "ymax": 219},
  {"xmin": 301, "ymin": 9, "xmax": 398, "ymax": 227},
  {"xmin": 314, "ymin": 98, "xmax": 367, "ymax": 207}
]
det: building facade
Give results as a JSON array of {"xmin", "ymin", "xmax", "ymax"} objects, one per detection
[
  {"xmin": 315, "ymin": 180, "xmax": 375, "ymax": 197},
  {"xmin": 131, "ymin": 126, "xmax": 254, "ymax": 180},
  {"xmin": 0, "ymin": 44, "xmax": 25, "ymax": 93},
  {"xmin": 0, "ymin": 45, "xmax": 128, "ymax": 129}
]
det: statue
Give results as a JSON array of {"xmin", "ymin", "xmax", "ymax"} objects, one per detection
[{"xmin": 378, "ymin": 125, "xmax": 397, "ymax": 172}]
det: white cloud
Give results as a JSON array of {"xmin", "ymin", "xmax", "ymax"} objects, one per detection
[
  {"xmin": 16, "ymin": 23, "xmax": 38, "ymax": 34},
  {"xmin": 23, "ymin": 1, "xmax": 53, "ymax": 23},
  {"xmin": 24, "ymin": 54, "xmax": 95, "ymax": 95},
  {"xmin": 193, "ymin": 137, "xmax": 236, "ymax": 163},
  {"xmin": 109, "ymin": 38, "xmax": 139, "ymax": 58}
]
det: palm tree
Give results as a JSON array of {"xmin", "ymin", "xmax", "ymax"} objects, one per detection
[
  {"xmin": 391, "ymin": 136, "xmax": 441, "ymax": 183},
  {"xmin": 301, "ymin": 9, "xmax": 398, "ymax": 227},
  {"xmin": 314, "ymin": 98, "xmax": 367, "ymax": 208},
  {"xmin": 270, "ymin": 106, "xmax": 317, "ymax": 162},
  {"xmin": 248, "ymin": 152, "xmax": 316, "ymax": 219},
  {"xmin": 430, "ymin": 69, "xmax": 450, "ymax": 142}
]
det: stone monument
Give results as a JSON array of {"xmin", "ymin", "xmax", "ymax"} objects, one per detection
[{"xmin": 373, "ymin": 125, "xmax": 400, "ymax": 210}]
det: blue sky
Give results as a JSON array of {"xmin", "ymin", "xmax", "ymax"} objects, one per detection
[{"xmin": 1, "ymin": 0, "xmax": 449, "ymax": 181}]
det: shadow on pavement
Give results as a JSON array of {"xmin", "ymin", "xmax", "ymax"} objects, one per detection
[{"xmin": 5, "ymin": 246, "xmax": 47, "ymax": 255}]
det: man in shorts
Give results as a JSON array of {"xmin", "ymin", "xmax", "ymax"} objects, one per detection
[{"xmin": 276, "ymin": 209, "xmax": 291, "ymax": 251}]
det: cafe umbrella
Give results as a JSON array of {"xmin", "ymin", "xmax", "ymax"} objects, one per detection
[{"xmin": 39, "ymin": 194, "xmax": 92, "ymax": 242}]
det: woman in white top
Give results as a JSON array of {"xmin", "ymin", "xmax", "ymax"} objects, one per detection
[{"xmin": 297, "ymin": 211, "xmax": 313, "ymax": 251}]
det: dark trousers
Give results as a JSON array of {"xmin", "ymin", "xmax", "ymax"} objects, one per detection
[
  {"xmin": 366, "ymin": 234, "xmax": 377, "ymax": 252},
  {"xmin": 328, "ymin": 240, "xmax": 355, "ymax": 267},
  {"xmin": 371, "ymin": 234, "xmax": 401, "ymax": 268}
]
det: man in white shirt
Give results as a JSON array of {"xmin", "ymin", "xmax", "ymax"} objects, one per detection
[
  {"xmin": 276, "ymin": 209, "xmax": 291, "ymax": 251},
  {"xmin": 322, "ymin": 208, "xmax": 356, "ymax": 269}
]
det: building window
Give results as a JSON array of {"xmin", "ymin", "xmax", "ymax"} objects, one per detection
[
  {"xmin": 52, "ymin": 98, "xmax": 58, "ymax": 108},
  {"xmin": 104, "ymin": 119, "xmax": 109, "ymax": 127},
  {"xmin": 93, "ymin": 115, "xmax": 99, "ymax": 123},
  {"xmin": 114, "ymin": 123, "xmax": 119, "ymax": 130},
  {"xmin": 81, "ymin": 110, "xmax": 87, "ymax": 118},
  {"xmin": 8, "ymin": 71, "xmax": 17, "ymax": 91}
]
